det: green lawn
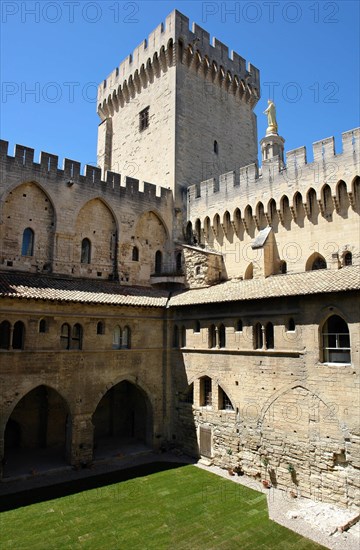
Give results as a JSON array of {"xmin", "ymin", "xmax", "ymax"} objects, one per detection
[{"xmin": 1, "ymin": 465, "xmax": 325, "ymax": 549}]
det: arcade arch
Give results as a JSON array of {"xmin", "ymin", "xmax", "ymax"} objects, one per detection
[{"xmin": 92, "ymin": 380, "xmax": 153, "ymax": 459}]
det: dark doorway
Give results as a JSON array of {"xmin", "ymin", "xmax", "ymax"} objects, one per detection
[
  {"xmin": 3, "ymin": 386, "xmax": 70, "ymax": 478},
  {"xmin": 92, "ymin": 381, "xmax": 152, "ymax": 459}
]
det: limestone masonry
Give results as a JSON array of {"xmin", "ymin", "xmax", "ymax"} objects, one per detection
[{"xmin": 0, "ymin": 10, "xmax": 359, "ymax": 509}]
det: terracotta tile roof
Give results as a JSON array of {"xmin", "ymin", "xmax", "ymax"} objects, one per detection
[
  {"xmin": 0, "ymin": 267, "xmax": 358, "ymax": 310},
  {"xmin": 168, "ymin": 266, "xmax": 360, "ymax": 307},
  {"xmin": 0, "ymin": 272, "xmax": 169, "ymax": 307}
]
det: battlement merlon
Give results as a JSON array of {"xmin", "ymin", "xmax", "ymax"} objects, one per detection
[
  {"xmin": 97, "ymin": 9, "xmax": 260, "ymax": 109},
  {"xmin": 187, "ymin": 127, "xmax": 360, "ymax": 202},
  {"xmin": 0, "ymin": 140, "xmax": 173, "ymax": 202}
]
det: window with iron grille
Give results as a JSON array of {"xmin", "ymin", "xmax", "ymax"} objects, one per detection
[{"xmin": 139, "ymin": 107, "xmax": 149, "ymax": 131}]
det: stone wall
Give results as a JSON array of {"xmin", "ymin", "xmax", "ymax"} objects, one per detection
[
  {"xmin": 0, "ymin": 141, "xmax": 175, "ymax": 286},
  {"xmin": 97, "ymin": 9, "xmax": 260, "ymax": 208},
  {"xmin": 182, "ymin": 245, "xmax": 224, "ymax": 288},
  {"xmin": 187, "ymin": 129, "xmax": 360, "ymax": 278},
  {"xmin": 170, "ymin": 291, "xmax": 360, "ymax": 508},
  {"xmin": 0, "ymin": 298, "xmax": 168, "ymax": 473}
]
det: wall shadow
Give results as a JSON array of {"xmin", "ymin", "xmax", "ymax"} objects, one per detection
[{"xmin": 0, "ymin": 461, "xmax": 189, "ymax": 513}]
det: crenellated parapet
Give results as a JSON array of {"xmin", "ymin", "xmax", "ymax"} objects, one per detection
[
  {"xmin": 97, "ymin": 9, "xmax": 260, "ymax": 118},
  {"xmin": 0, "ymin": 140, "xmax": 178, "ymax": 286},
  {"xmin": 0, "ymin": 140, "xmax": 172, "ymax": 204},
  {"xmin": 188, "ymin": 128, "xmax": 360, "ymax": 224}
]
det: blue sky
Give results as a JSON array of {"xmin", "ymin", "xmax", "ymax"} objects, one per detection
[{"xmin": 1, "ymin": 0, "xmax": 359, "ymax": 168}]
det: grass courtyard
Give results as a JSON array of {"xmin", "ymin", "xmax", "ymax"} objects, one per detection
[{"xmin": 0, "ymin": 464, "xmax": 325, "ymax": 549}]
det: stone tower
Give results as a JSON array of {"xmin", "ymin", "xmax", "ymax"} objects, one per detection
[{"xmin": 97, "ymin": 10, "xmax": 260, "ymax": 210}]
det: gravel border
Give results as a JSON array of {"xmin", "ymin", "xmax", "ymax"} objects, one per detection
[{"xmin": 196, "ymin": 462, "xmax": 360, "ymax": 550}]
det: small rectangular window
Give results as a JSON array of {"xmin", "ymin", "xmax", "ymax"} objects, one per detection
[{"xmin": 139, "ymin": 107, "xmax": 149, "ymax": 132}]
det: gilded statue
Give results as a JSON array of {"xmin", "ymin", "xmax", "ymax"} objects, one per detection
[{"xmin": 264, "ymin": 99, "xmax": 278, "ymax": 134}]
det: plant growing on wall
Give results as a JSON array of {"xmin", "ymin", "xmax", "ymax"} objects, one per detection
[
  {"xmin": 261, "ymin": 456, "xmax": 271, "ymax": 487},
  {"xmin": 261, "ymin": 456, "xmax": 269, "ymax": 479},
  {"xmin": 226, "ymin": 448, "xmax": 235, "ymax": 475},
  {"xmin": 287, "ymin": 463, "xmax": 298, "ymax": 486}
]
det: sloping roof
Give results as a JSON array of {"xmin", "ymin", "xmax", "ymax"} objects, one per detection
[
  {"xmin": 0, "ymin": 272, "xmax": 169, "ymax": 307},
  {"xmin": 168, "ymin": 266, "xmax": 360, "ymax": 307},
  {"xmin": 0, "ymin": 267, "xmax": 358, "ymax": 309}
]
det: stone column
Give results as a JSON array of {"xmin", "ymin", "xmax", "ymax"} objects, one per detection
[
  {"xmin": 9, "ymin": 325, "xmax": 14, "ymax": 350},
  {"xmin": 215, "ymin": 326, "xmax": 220, "ymax": 349},
  {"xmin": 261, "ymin": 325, "xmax": 266, "ymax": 350},
  {"xmin": 70, "ymin": 413, "xmax": 94, "ymax": 467}
]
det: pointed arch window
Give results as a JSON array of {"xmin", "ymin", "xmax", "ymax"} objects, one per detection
[
  {"xmin": 322, "ymin": 184, "xmax": 333, "ymax": 216},
  {"xmin": 194, "ymin": 219, "xmax": 201, "ymax": 244},
  {"xmin": 0, "ymin": 320, "xmax": 11, "ymax": 349},
  {"xmin": 208, "ymin": 324, "xmax": 216, "ymax": 348},
  {"xmin": 200, "ymin": 376, "xmax": 212, "ymax": 407},
  {"xmin": 81, "ymin": 238, "xmax": 91, "ymax": 264},
  {"xmin": 254, "ymin": 322, "xmax": 263, "ymax": 349},
  {"xmin": 344, "ymin": 252, "xmax": 352, "ymax": 266},
  {"xmin": 244, "ymin": 263, "xmax": 253, "ymax": 280},
  {"xmin": 322, "ymin": 315, "xmax": 350, "ymax": 364},
  {"xmin": 265, "ymin": 322, "xmax": 274, "ymax": 349},
  {"xmin": 279, "ymin": 260, "xmax": 287, "ymax": 274},
  {"xmin": 307, "ymin": 188, "xmax": 317, "ymax": 221},
  {"xmin": 12, "ymin": 321, "xmax": 25, "ymax": 349},
  {"xmin": 122, "ymin": 326, "xmax": 131, "ymax": 349},
  {"xmin": 21, "ymin": 228, "xmax": 34, "ymax": 256},
  {"xmin": 312, "ymin": 256, "xmax": 327, "ymax": 270},
  {"xmin": 219, "ymin": 324, "xmax": 226, "ymax": 348},
  {"xmin": 72, "ymin": 324, "xmax": 82, "ymax": 350},
  {"xmin": 60, "ymin": 323, "xmax": 71, "ymax": 350},
  {"xmin": 97, "ymin": 321, "xmax": 105, "ymax": 335},
  {"xmin": 113, "ymin": 325, "xmax": 121, "ymax": 350},
  {"xmin": 287, "ymin": 318, "xmax": 296, "ymax": 332}
]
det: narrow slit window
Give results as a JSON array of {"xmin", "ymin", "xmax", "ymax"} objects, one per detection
[
  {"xmin": 21, "ymin": 228, "xmax": 34, "ymax": 256},
  {"xmin": 12, "ymin": 321, "xmax": 25, "ymax": 350},
  {"xmin": 81, "ymin": 238, "xmax": 91, "ymax": 264},
  {"xmin": 139, "ymin": 107, "xmax": 150, "ymax": 131},
  {"xmin": 200, "ymin": 376, "xmax": 212, "ymax": 407},
  {"xmin": 132, "ymin": 246, "xmax": 139, "ymax": 261},
  {"xmin": 122, "ymin": 326, "xmax": 131, "ymax": 349},
  {"xmin": 72, "ymin": 324, "xmax": 82, "ymax": 350},
  {"xmin": 60, "ymin": 323, "xmax": 70, "ymax": 350}
]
